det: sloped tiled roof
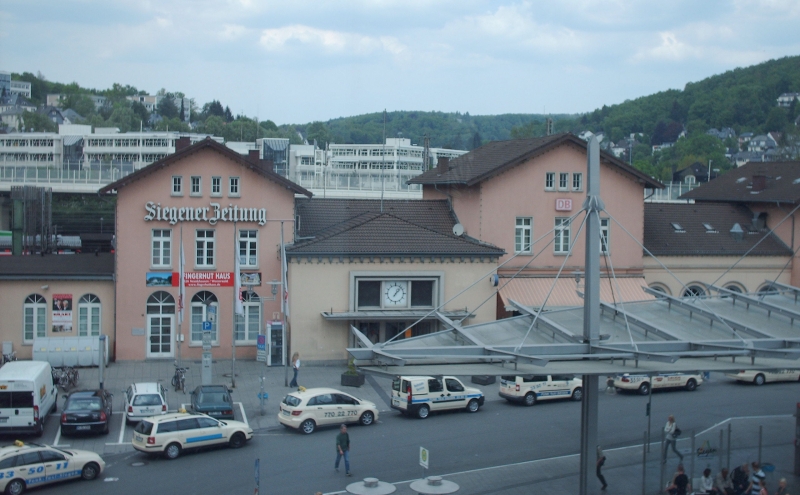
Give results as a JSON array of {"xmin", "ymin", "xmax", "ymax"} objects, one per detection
[
  {"xmin": 680, "ymin": 161, "xmax": 800, "ymax": 203},
  {"xmin": 99, "ymin": 137, "xmax": 312, "ymax": 197},
  {"xmin": 643, "ymin": 203, "xmax": 791, "ymax": 256},
  {"xmin": 287, "ymin": 210, "xmax": 504, "ymax": 257},
  {"xmin": 295, "ymin": 198, "xmax": 457, "ymax": 237},
  {"xmin": 0, "ymin": 253, "xmax": 114, "ymax": 279},
  {"xmin": 409, "ymin": 132, "xmax": 663, "ymax": 189}
]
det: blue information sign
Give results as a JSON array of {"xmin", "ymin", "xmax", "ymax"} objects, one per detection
[
  {"xmin": 202, "ymin": 321, "xmax": 212, "ymax": 331},
  {"xmin": 257, "ymin": 334, "xmax": 266, "ymax": 351}
]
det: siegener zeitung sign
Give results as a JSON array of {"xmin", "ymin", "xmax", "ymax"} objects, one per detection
[{"xmin": 144, "ymin": 201, "xmax": 267, "ymax": 226}]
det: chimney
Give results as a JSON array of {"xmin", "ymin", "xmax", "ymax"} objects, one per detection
[
  {"xmin": 437, "ymin": 156, "xmax": 449, "ymax": 174},
  {"xmin": 752, "ymin": 175, "xmax": 766, "ymax": 192},
  {"xmin": 175, "ymin": 136, "xmax": 191, "ymax": 152},
  {"xmin": 248, "ymin": 149, "xmax": 260, "ymax": 163}
]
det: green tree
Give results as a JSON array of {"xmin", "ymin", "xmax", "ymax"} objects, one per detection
[
  {"xmin": 20, "ymin": 111, "xmax": 57, "ymax": 132},
  {"xmin": 764, "ymin": 107, "xmax": 788, "ymax": 133},
  {"xmin": 305, "ymin": 121, "xmax": 332, "ymax": 146},
  {"xmin": 158, "ymin": 97, "xmax": 179, "ymax": 120},
  {"xmin": 471, "ymin": 131, "xmax": 483, "ymax": 149},
  {"xmin": 60, "ymin": 94, "xmax": 96, "ymax": 117},
  {"xmin": 153, "ymin": 117, "xmax": 190, "ymax": 133}
]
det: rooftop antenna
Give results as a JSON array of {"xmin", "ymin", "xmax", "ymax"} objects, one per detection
[{"xmin": 381, "ymin": 109, "xmax": 386, "ymax": 212}]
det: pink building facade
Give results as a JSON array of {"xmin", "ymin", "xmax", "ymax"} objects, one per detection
[{"xmin": 102, "ymin": 138, "xmax": 310, "ymax": 361}]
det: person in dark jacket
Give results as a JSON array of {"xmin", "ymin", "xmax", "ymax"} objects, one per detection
[{"xmin": 731, "ymin": 463, "xmax": 750, "ymax": 495}]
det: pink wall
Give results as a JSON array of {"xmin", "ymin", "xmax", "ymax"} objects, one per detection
[
  {"xmin": 114, "ymin": 148, "xmax": 296, "ymax": 360},
  {"xmin": 751, "ymin": 204, "xmax": 800, "ymax": 287},
  {"xmin": 424, "ymin": 143, "xmax": 645, "ymax": 275}
]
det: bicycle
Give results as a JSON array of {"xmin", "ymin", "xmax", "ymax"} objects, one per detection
[
  {"xmin": 51, "ymin": 366, "xmax": 79, "ymax": 391},
  {"xmin": 171, "ymin": 363, "xmax": 189, "ymax": 393},
  {"xmin": 1, "ymin": 351, "xmax": 16, "ymax": 366}
]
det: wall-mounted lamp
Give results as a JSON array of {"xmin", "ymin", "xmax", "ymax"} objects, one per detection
[
  {"xmin": 271, "ymin": 280, "xmax": 279, "ymax": 296},
  {"xmin": 41, "ymin": 285, "xmax": 49, "ymax": 290}
]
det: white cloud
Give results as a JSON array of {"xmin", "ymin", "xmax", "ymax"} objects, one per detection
[
  {"xmin": 259, "ymin": 25, "xmax": 407, "ymax": 57},
  {"xmin": 633, "ymin": 32, "xmax": 697, "ymax": 62}
]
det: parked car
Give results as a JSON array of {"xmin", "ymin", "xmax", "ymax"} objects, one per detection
[
  {"xmin": 124, "ymin": 382, "xmax": 168, "ymax": 425},
  {"xmin": 0, "ymin": 361, "xmax": 58, "ymax": 436},
  {"xmin": 726, "ymin": 369, "xmax": 800, "ymax": 386},
  {"xmin": 614, "ymin": 372, "xmax": 703, "ymax": 395},
  {"xmin": 131, "ymin": 412, "xmax": 252, "ymax": 459},
  {"xmin": 499, "ymin": 375, "xmax": 583, "ymax": 406},
  {"xmin": 61, "ymin": 389, "xmax": 113, "ymax": 435},
  {"xmin": 278, "ymin": 387, "xmax": 379, "ymax": 434},
  {"xmin": 190, "ymin": 385, "xmax": 234, "ymax": 420},
  {"xmin": 0, "ymin": 440, "xmax": 104, "ymax": 495},
  {"xmin": 390, "ymin": 375, "xmax": 484, "ymax": 419}
]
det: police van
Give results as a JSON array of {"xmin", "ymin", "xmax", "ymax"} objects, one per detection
[
  {"xmin": 0, "ymin": 361, "xmax": 58, "ymax": 436},
  {"xmin": 390, "ymin": 376, "xmax": 484, "ymax": 419},
  {"xmin": 499, "ymin": 375, "xmax": 583, "ymax": 406}
]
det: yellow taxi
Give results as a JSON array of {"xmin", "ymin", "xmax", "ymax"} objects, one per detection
[
  {"xmin": 0, "ymin": 441, "xmax": 104, "ymax": 495},
  {"xmin": 132, "ymin": 412, "xmax": 252, "ymax": 459},
  {"xmin": 278, "ymin": 387, "xmax": 379, "ymax": 434},
  {"xmin": 726, "ymin": 369, "xmax": 800, "ymax": 386},
  {"xmin": 614, "ymin": 372, "xmax": 703, "ymax": 395}
]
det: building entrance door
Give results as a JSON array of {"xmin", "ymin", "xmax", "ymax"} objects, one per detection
[
  {"xmin": 268, "ymin": 322, "xmax": 284, "ymax": 366},
  {"xmin": 147, "ymin": 315, "xmax": 173, "ymax": 358}
]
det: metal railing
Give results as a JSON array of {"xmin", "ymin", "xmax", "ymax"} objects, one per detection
[
  {"xmin": 644, "ymin": 182, "xmax": 701, "ymax": 202},
  {"xmin": 0, "ymin": 162, "xmax": 136, "ymax": 188}
]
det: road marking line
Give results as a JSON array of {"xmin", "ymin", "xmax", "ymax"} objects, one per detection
[
  {"xmin": 53, "ymin": 426, "xmax": 62, "ymax": 446},
  {"xmin": 237, "ymin": 402, "xmax": 248, "ymax": 426},
  {"xmin": 117, "ymin": 410, "xmax": 126, "ymax": 444}
]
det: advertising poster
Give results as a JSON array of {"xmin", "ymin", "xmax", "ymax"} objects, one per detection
[
  {"xmin": 52, "ymin": 293, "xmax": 73, "ymax": 333},
  {"xmin": 146, "ymin": 272, "xmax": 235, "ymax": 287}
]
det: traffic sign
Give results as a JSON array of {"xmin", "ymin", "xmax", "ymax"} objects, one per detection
[
  {"xmin": 202, "ymin": 321, "xmax": 212, "ymax": 331},
  {"xmin": 258, "ymin": 393, "xmax": 269, "ymax": 400},
  {"xmin": 420, "ymin": 447, "xmax": 429, "ymax": 469}
]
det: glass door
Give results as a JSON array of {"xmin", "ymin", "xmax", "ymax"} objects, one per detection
[
  {"xmin": 147, "ymin": 315, "xmax": 173, "ymax": 358},
  {"xmin": 269, "ymin": 322, "xmax": 283, "ymax": 366}
]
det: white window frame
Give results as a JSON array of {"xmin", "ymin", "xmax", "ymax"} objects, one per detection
[
  {"xmin": 190, "ymin": 291, "xmax": 219, "ymax": 345},
  {"xmin": 172, "ymin": 175, "xmax": 182, "ymax": 196},
  {"xmin": 355, "ymin": 277, "xmax": 439, "ymax": 311},
  {"xmin": 558, "ymin": 172, "xmax": 569, "ymax": 191},
  {"xmin": 545, "ymin": 172, "xmax": 555, "ymax": 191},
  {"xmin": 195, "ymin": 229, "xmax": 216, "ymax": 268},
  {"xmin": 238, "ymin": 230, "xmax": 258, "ymax": 268},
  {"xmin": 600, "ymin": 218, "xmax": 609, "ymax": 254},
  {"xmin": 190, "ymin": 176, "xmax": 202, "ymax": 196},
  {"xmin": 554, "ymin": 217, "xmax": 571, "ymax": 254},
  {"xmin": 229, "ymin": 176, "xmax": 240, "ymax": 197},
  {"xmin": 572, "ymin": 173, "xmax": 583, "ymax": 191},
  {"xmin": 23, "ymin": 294, "xmax": 47, "ymax": 344},
  {"xmin": 151, "ymin": 229, "xmax": 172, "ymax": 268},
  {"xmin": 211, "ymin": 176, "xmax": 222, "ymax": 197},
  {"xmin": 78, "ymin": 294, "xmax": 101, "ymax": 337},
  {"xmin": 234, "ymin": 292, "xmax": 260, "ymax": 344},
  {"xmin": 515, "ymin": 217, "xmax": 532, "ymax": 254}
]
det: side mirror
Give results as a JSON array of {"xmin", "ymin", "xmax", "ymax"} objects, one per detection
[{"xmin": 62, "ymin": 395, "xmax": 68, "ymax": 400}]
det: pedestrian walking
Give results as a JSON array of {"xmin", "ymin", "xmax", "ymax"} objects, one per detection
[
  {"xmin": 290, "ymin": 352, "xmax": 300, "ymax": 388},
  {"xmin": 775, "ymin": 477, "xmax": 788, "ymax": 495},
  {"xmin": 749, "ymin": 463, "xmax": 765, "ymax": 495},
  {"xmin": 335, "ymin": 424, "xmax": 351, "ymax": 476},
  {"xmin": 596, "ymin": 445, "xmax": 608, "ymax": 491},
  {"xmin": 663, "ymin": 414, "xmax": 684, "ymax": 463}
]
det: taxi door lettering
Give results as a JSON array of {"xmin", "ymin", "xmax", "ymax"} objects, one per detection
[{"xmin": 27, "ymin": 466, "xmax": 44, "ymax": 475}]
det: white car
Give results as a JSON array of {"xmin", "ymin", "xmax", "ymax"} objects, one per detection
[
  {"xmin": 124, "ymin": 382, "xmax": 168, "ymax": 425},
  {"xmin": 0, "ymin": 441, "xmax": 104, "ymax": 495},
  {"xmin": 499, "ymin": 375, "xmax": 583, "ymax": 406},
  {"xmin": 726, "ymin": 369, "xmax": 800, "ymax": 386},
  {"xmin": 278, "ymin": 387, "xmax": 379, "ymax": 434},
  {"xmin": 614, "ymin": 373, "xmax": 703, "ymax": 395},
  {"xmin": 132, "ymin": 412, "xmax": 253, "ymax": 459},
  {"xmin": 390, "ymin": 376, "xmax": 484, "ymax": 419}
]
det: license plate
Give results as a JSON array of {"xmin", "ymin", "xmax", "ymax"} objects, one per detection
[
  {"xmin": 0, "ymin": 418, "xmax": 7, "ymax": 423},
  {"xmin": 134, "ymin": 434, "xmax": 143, "ymax": 442},
  {"xmin": 282, "ymin": 410, "xmax": 290, "ymax": 416},
  {"xmin": 140, "ymin": 408, "xmax": 154, "ymax": 413},
  {"xmin": 392, "ymin": 399, "xmax": 399, "ymax": 405},
  {"xmin": 77, "ymin": 425, "xmax": 90, "ymax": 431}
]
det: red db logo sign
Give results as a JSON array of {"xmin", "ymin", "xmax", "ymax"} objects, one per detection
[{"xmin": 555, "ymin": 199, "xmax": 573, "ymax": 211}]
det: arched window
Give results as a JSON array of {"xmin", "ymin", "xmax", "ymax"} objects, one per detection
[
  {"xmin": 146, "ymin": 291, "xmax": 175, "ymax": 357},
  {"xmin": 682, "ymin": 285, "xmax": 706, "ymax": 298},
  {"xmin": 23, "ymin": 294, "xmax": 47, "ymax": 343},
  {"xmin": 78, "ymin": 294, "xmax": 101, "ymax": 337},
  {"xmin": 648, "ymin": 284, "xmax": 671, "ymax": 296},
  {"xmin": 757, "ymin": 284, "xmax": 778, "ymax": 295},
  {"xmin": 191, "ymin": 291, "xmax": 218, "ymax": 344},
  {"xmin": 235, "ymin": 291, "xmax": 261, "ymax": 344},
  {"xmin": 723, "ymin": 284, "xmax": 744, "ymax": 296}
]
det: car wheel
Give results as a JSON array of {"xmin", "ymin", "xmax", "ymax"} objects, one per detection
[
  {"xmin": 571, "ymin": 387, "xmax": 583, "ymax": 401},
  {"xmin": 229, "ymin": 432, "xmax": 246, "ymax": 449},
  {"xmin": 359, "ymin": 411, "xmax": 375, "ymax": 426},
  {"xmin": 164, "ymin": 442, "xmax": 182, "ymax": 460},
  {"xmin": 754, "ymin": 374, "xmax": 766, "ymax": 386},
  {"xmin": 5, "ymin": 478, "xmax": 25, "ymax": 495},
  {"xmin": 34, "ymin": 422, "xmax": 43, "ymax": 438},
  {"xmin": 466, "ymin": 399, "xmax": 480, "ymax": 413},
  {"xmin": 638, "ymin": 383, "xmax": 650, "ymax": 396},
  {"xmin": 300, "ymin": 419, "xmax": 316, "ymax": 434},
  {"xmin": 417, "ymin": 404, "xmax": 430, "ymax": 419},
  {"xmin": 81, "ymin": 462, "xmax": 100, "ymax": 481},
  {"xmin": 102, "ymin": 423, "xmax": 109, "ymax": 435},
  {"xmin": 685, "ymin": 379, "xmax": 697, "ymax": 391},
  {"xmin": 523, "ymin": 393, "xmax": 536, "ymax": 407}
]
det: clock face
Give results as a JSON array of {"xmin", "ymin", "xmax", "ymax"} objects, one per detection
[{"xmin": 384, "ymin": 281, "xmax": 408, "ymax": 306}]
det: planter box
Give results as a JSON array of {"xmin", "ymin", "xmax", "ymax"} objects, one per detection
[
  {"xmin": 471, "ymin": 375, "xmax": 496, "ymax": 385},
  {"xmin": 341, "ymin": 373, "xmax": 365, "ymax": 387}
]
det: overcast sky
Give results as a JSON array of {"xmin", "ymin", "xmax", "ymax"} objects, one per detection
[{"xmin": 1, "ymin": 1, "xmax": 799, "ymax": 125}]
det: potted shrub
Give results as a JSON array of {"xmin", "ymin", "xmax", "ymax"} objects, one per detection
[{"xmin": 341, "ymin": 358, "xmax": 365, "ymax": 387}]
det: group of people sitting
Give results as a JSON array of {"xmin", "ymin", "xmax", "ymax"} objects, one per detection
[{"xmin": 667, "ymin": 461, "xmax": 788, "ymax": 495}]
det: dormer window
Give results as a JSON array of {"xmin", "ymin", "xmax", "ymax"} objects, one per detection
[
  {"xmin": 671, "ymin": 222, "xmax": 685, "ymax": 233},
  {"xmin": 703, "ymin": 223, "xmax": 717, "ymax": 233}
]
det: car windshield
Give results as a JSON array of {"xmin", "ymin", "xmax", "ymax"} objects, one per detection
[
  {"xmin": 133, "ymin": 394, "xmax": 162, "ymax": 406},
  {"xmin": 198, "ymin": 392, "xmax": 229, "ymax": 404},
  {"xmin": 282, "ymin": 395, "xmax": 301, "ymax": 407},
  {"xmin": 134, "ymin": 421, "xmax": 154, "ymax": 435},
  {"xmin": 66, "ymin": 398, "xmax": 102, "ymax": 411}
]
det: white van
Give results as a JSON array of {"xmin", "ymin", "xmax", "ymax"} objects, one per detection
[
  {"xmin": 391, "ymin": 376, "xmax": 484, "ymax": 419},
  {"xmin": 0, "ymin": 361, "xmax": 58, "ymax": 436}
]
